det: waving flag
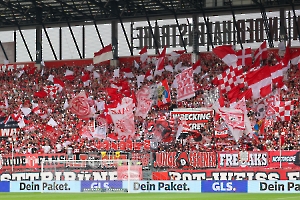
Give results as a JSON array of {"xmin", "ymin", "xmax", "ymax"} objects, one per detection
[
  {"xmin": 219, "ymin": 107, "xmax": 245, "ymax": 141},
  {"xmin": 93, "ymin": 44, "xmax": 113, "ymax": 64},
  {"xmin": 253, "ymin": 41, "xmax": 268, "ymax": 61},
  {"xmin": 236, "ymin": 48, "xmax": 252, "ymax": 67},
  {"xmin": 139, "ymin": 46, "xmax": 148, "ymax": 63},
  {"xmin": 275, "ymin": 100, "xmax": 295, "ymax": 121},
  {"xmin": 213, "ymin": 45, "xmax": 237, "ymax": 67},
  {"xmin": 175, "ymin": 67, "xmax": 195, "ymax": 101},
  {"xmin": 109, "ymin": 97, "xmax": 136, "ymax": 139},
  {"xmin": 69, "ymin": 91, "xmax": 93, "ymax": 119},
  {"xmin": 212, "ymin": 65, "xmax": 244, "ymax": 93},
  {"xmin": 157, "ymin": 79, "xmax": 171, "ymax": 106},
  {"xmin": 154, "ymin": 46, "xmax": 166, "ymax": 76},
  {"xmin": 169, "ymin": 50, "xmax": 185, "ymax": 61},
  {"xmin": 43, "ymin": 86, "xmax": 59, "ymax": 99},
  {"xmin": 64, "ymin": 69, "xmax": 75, "ymax": 81},
  {"xmin": 145, "ymin": 69, "xmax": 153, "ymax": 81},
  {"xmin": 135, "ymin": 86, "xmax": 153, "ymax": 119},
  {"xmin": 192, "ymin": 60, "xmax": 201, "ymax": 74}
]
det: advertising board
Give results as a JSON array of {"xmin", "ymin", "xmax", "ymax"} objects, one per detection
[
  {"xmin": 201, "ymin": 180, "xmax": 247, "ymax": 193},
  {"xmin": 153, "ymin": 168, "xmax": 300, "ymax": 181},
  {"xmin": 0, "ymin": 181, "xmax": 10, "ymax": 192},
  {"xmin": 248, "ymin": 181, "xmax": 300, "ymax": 193},
  {"xmin": 81, "ymin": 180, "xmax": 123, "ymax": 192},
  {"xmin": 10, "ymin": 181, "xmax": 81, "ymax": 192},
  {"xmin": 128, "ymin": 180, "xmax": 201, "ymax": 193}
]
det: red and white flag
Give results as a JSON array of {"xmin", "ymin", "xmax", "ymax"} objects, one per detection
[
  {"xmin": 53, "ymin": 77, "xmax": 65, "ymax": 92},
  {"xmin": 212, "ymin": 65, "xmax": 244, "ymax": 93},
  {"xmin": 219, "ymin": 107, "xmax": 245, "ymax": 141},
  {"xmin": 290, "ymin": 50, "xmax": 300, "ymax": 65},
  {"xmin": 253, "ymin": 41, "xmax": 268, "ymax": 61},
  {"xmin": 79, "ymin": 125, "xmax": 93, "ymax": 140},
  {"xmin": 134, "ymin": 60, "xmax": 140, "ymax": 69},
  {"xmin": 169, "ymin": 50, "xmax": 185, "ymax": 61},
  {"xmin": 213, "ymin": 45, "xmax": 237, "ymax": 67},
  {"xmin": 43, "ymin": 86, "xmax": 59, "ymax": 99},
  {"xmin": 121, "ymin": 67, "xmax": 134, "ymax": 78},
  {"xmin": 109, "ymin": 97, "xmax": 136, "ymax": 139},
  {"xmin": 219, "ymin": 107, "xmax": 245, "ymax": 130},
  {"xmin": 64, "ymin": 69, "xmax": 75, "ymax": 81},
  {"xmin": 154, "ymin": 46, "xmax": 166, "ymax": 76},
  {"xmin": 135, "ymin": 86, "xmax": 153, "ymax": 119},
  {"xmin": 139, "ymin": 46, "xmax": 148, "ymax": 63},
  {"xmin": 69, "ymin": 91, "xmax": 93, "ymax": 119},
  {"xmin": 81, "ymin": 71, "xmax": 91, "ymax": 87},
  {"xmin": 93, "ymin": 44, "xmax": 113, "ymax": 64},
  {"xmin": 275, "ymin": 100, "xmax": 295, "ymax": 121},
  {"xmin": 236, "ymin": 48, "xmax": 252, "ymax": 67},
  {"xmin": 245, "ymin": 65, "xmax": 272, "ymax": 99},
  {"xmin": 175, "ymin": 67, "xmax": 195, "ymax": 101},
  {"xmin": 192, "ymin": 60, "xmax": 201, "ymax": 74},
  {"xmin": 92, "ymin": 126, "xmax": 106, "ymax": 139},
  {"xmin": 145, "ymin": 69, "xmax": 153, "ymax": 81}
]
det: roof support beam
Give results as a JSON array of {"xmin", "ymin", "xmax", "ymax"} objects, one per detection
[
  {"xmin": 154, "ymin": 0, "xmax": 187, "ymax": 52},
  {"xmin": 290, "ymin": 0, "xmax": 300, "ymax": 42},
  {"xmin": 226, "ymin": 0, "xmax": 243, "ymax": 49},
  {"xmin": 60, "ymin": 2, "xmax": 83, "ymax": 59},
  {"xmin": 253, "ymin": 0, "xmax": 274, "ymax": 48}
]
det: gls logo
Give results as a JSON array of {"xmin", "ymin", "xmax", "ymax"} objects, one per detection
[
  {"xmin": 212, "ymin": 182, "xmax": 235, "ymax": 191},
  {"xmin": 91, "ymin": 182, "xmax": 110, "ymax": 189},
  {"xmin": 201, "ymin": 181, "xmax": 248, "ymax": 193}
]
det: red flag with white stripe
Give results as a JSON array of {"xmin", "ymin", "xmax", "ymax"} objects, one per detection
[
  {"xmin": 213, "ymin": 45, "xmax": 237, "ymax": 67},
  {"xmin": 139, "ymin": 46, "xmax": 148, "ymax": 63},
  {"xmin": 93, "ymin": 44, "xmax": 113, "ymax": 64}
]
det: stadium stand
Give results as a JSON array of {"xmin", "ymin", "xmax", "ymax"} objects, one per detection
[{"xmin": 0, "ymin": 46, "xmax": 299, "ymax": 158}]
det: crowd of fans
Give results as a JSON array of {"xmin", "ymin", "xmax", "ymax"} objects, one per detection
[{"xmin": 0, "ymin": 49, "xmax": 299, "ymax": 157}]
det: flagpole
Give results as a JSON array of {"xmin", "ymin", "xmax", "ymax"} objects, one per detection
[{"xmin": 279, "ymin": 135, "xmax": 282, "ymax": 169}]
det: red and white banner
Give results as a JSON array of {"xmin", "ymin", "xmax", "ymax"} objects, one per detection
[
  {"xmin": 175, "ymin": 67, "xmax": 195, "ymax": 101},
  {"xmin": 219, "ymin": 107, "xmax": 245, "ymax": 130},
  {"xmin": 268, "ymin": 150, "xmax": 300, "ymax": 169},
  {"xmin": 153, "ymin": 151, "xmax": 217, "ymax": 169},
  {"xmin": 135, "ymin": 86, "xmax": 153, "ymax": 119},
  {"xmin": 218, "ymin": 151, "xmax": 269, "ymax": 168},
  {"xmin": 152, "ymin": 168, "xmax": 300, "ymax": 180},
  {"xmin": 170, "ymin": 109, "xmax": 214, "ymax": 131},
  {"xmin": 0, "ymin": 153, "xmax": 66, "ymax": 170},
  {"xmin": 108, "ymin": 97, "xmax": 136, "ymax": 139}
]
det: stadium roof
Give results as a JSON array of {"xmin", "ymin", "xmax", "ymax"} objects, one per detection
[{"xmin": 1, "ymin": 0, "xmax": 300, "ymax": 30}]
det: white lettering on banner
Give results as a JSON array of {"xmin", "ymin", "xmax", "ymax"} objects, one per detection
[
  {"xmin": 170, "ymin": 110, "xmax": 214, "ymax": 131},
  {"xmin": 272, "ymin": 156, "xmax": 296, "ymax": 162},
  {"xmin": 212, "ymin": 182, "xmax": 234, "ymax": 192},
  {"xmin": 219, "ymin": 152, "xmax": 268, "ymax": 167},
  {"xmin": 0, "ymin": 171, "xmax": 118, "ymax": 181},
  {"xmin": 172, "ymin": 113, "xmax": 211, "ymax": 121}
]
